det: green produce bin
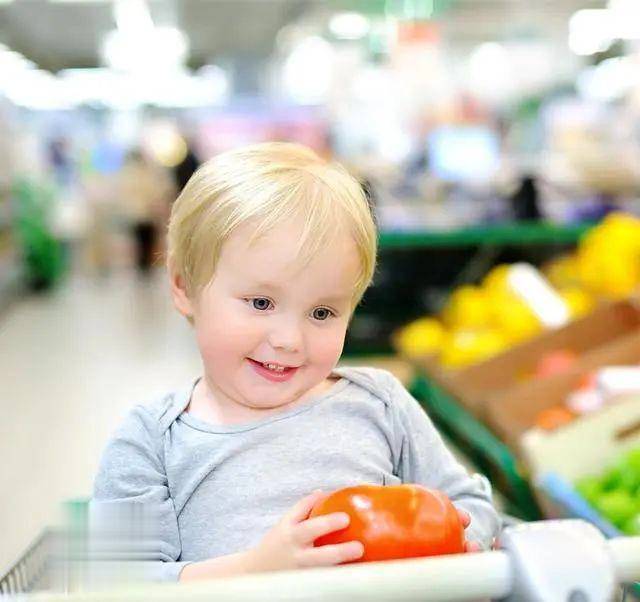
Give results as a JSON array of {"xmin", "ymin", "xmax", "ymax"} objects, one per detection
[{"xmin": 409, "ymin": 372, "xmax": 542, "ymax": 521}]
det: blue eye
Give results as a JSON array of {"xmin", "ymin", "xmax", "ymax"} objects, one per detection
[
  {"xmin": 252, "ymin": 298, "xmax": 273, "ymax": 311},
  {"xmin": 312, "ymin": 307, "xmax": 334, "ymax": 321}
]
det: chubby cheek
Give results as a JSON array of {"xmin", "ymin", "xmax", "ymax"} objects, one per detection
[
  {"xmin": 193, "ymin": 307, "xmax": 262, "ymax": 370},
  {"xmin": 308, "ymin": 325, "xmax": 348, "ymax": 371}
]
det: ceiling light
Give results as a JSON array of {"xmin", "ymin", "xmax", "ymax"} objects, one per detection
[
  {"xmin": 101, "ymin": 26, "xmax": 189, "ymax": 73},
  {"xmin": 569, "ymin": 9, "xmax": 614, "ymax": 55},
  {"xmin": 577, "ymin": 57, "xmax": 638, "ymax": 101},
  {"xmin": 113, "ymin": 0, "xmax": 153, "ymax": 34},
  {"xmin": 3, "ymin": 70, "xmax": 72, "ymax": 110},
  {"xmin": 607, "ymin": 0, "xmax": 640, "ymax": 39},
  {"xmin": 329, "ymin": 12, "xmax": 370, "ymax": 40},
  {"xmin": 0, "ymin": 50, "xmax": 37, "ymax": 74},
  {"xmin": 283, "ymin": 36, "xmax": 334, "ymax": 104}
]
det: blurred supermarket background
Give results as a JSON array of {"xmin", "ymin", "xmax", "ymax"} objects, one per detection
[{"xmin": 2, "ymin": 0, "xmax": 640, "ymax": 593}]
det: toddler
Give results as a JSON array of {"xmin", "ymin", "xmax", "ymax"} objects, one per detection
[{"xmin": 92, "ymin": 142, "xmax": 500, "ymax": 582}]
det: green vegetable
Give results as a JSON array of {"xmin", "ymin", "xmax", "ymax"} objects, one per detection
[{"xmin": 594, "ymin": 490, "xmax": 638, "ymax": 528}]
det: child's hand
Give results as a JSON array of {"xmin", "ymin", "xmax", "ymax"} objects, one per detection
[
  {"xmin": 457, "ymin": 508, "xmax": 482, "ymax": 552},
  {"xmin": 246, "ymin": 491, "xmax": 364, "ymax": 572}
]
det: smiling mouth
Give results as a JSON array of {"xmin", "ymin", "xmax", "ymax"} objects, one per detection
[
  {"xmin": 247, "ymin": 358, "xmax": 300, "ymax": 380},
  {"xmin": 249, "ymin": 359, "xmax": 298, "ymax": 372}
]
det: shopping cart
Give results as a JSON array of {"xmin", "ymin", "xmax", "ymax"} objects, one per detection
[
  {"xmin": 0, "ymin": 529, "xmax": 64, "ymax": 596},
  {"xmin": 1, "ymin": 519, "xmax": 639, "ymax": 601}
]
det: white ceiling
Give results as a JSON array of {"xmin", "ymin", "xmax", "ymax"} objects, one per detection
[{"xmin": 0, "ymin": 0, "xmax": 605, "ymax": 73}]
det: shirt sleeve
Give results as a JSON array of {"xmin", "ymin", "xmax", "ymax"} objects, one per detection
[
  {"xmin": 91, "ymin": 405, "xmax": 191, "ymax": 582},
  {"xmin": 386, "ymin": 374, "xmax": 501, "ymax": 549}
]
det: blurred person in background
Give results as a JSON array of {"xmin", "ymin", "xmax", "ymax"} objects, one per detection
[
  {"xmin": 171, "ymin": 139, "xmax": 201, "ymax": 196},
  {"xmin": 83, "ymin": 167, "xmax": 118, "ymax": 277},
  {"xmin": 119, "ymin": 149, "xmax": 175, "ymax": 274},
  {"xmin": 48, "ymin": 136, "xmax": 74, "ymax": 188},
  {"xmin": 508, "ymin": 174, "xmax": 543, "ymax": 221}
]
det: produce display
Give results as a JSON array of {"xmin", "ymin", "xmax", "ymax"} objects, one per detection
[
  {"xmin": 576, "ymin": 448, "xmax": 640, "ymax": 535},
  {"xmin": 309, "ymin": 484, "xmax": 464, "ymax": 562},
  {"xmin": 396, "ymin": 264, "xmax": 543, "ymax": 368},
  {"xmin": 548, "ymin": 212, "xmax": 640, "ymax": 299},
  {"xmin": 534, "ymin": 405, "xmax": 576, "ymax": 431},
  {"xmin": 396, "ymin": 213, "xmax": 640, "ymax": 369},
  {"xmin": 533, "ymin": 365, "xmax": 640, "ymax": 432},
  {"xmin": 533, "ymin": 349, "xmax": 579, "ymax": 379}
]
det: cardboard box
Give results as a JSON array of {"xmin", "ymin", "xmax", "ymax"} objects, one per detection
[
  {"xmin": 523, "ymin": 394, "xmax": 640, "ymax": 527},
  {"xmin": 420, "ymin": 299, "xmax": 640, "ymax": 416},
  {"xmin": 521, "ymin": 393, "xmax": 640, "ymax": 482},
  {"xmin": 484, "ymin": 333, "xmax": 640, "ymax": 450}
]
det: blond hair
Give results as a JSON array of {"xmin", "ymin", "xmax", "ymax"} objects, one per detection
[{"xmin": 167, "ymin": 142, "xmax": 377, "ymax": 308}]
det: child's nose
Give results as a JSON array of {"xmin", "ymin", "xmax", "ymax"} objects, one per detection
[{"xmin": 267, "ymin": 317, "xmax": 303, "ymax": 353}]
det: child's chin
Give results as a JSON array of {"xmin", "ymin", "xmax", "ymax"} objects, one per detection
[
  {"xmin": 247, "ymin": 397, "xmax": 294, "ymax": 410},
  {"xmin": 240, "ymin": 387, "xmax": 296, "ymax": 409}
]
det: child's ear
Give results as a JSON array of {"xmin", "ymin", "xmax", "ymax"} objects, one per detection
[{"xmin": 169, "ymin": 264, "xmax": 194, "ymax": 319}]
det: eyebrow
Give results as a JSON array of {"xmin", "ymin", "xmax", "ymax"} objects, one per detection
[
  {"xmin": 250, "ymin": 281, "xmax": 282, "ymax": 292},
  {"xmin": 317, "ymin": 295, "xmax": 353, "ymax": 306}
]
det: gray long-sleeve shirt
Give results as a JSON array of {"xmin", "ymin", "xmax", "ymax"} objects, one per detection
[{"xmin": 91, "ymin": 367, "xmax": 500, "ymax": 581}]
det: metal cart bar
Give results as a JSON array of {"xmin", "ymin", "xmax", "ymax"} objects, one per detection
[{"xmin": 16, "ymin": 523, "xmax": 640, "ymax": 602}]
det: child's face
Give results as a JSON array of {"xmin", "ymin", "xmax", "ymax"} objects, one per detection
[{"xmin": 173, "ymin": 218, "xmax": 361, "ymax": 413}]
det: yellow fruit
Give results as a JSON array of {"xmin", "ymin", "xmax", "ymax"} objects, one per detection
[
  {"xmin": 397, "ymin": 317, "xmax": 446, "ymax": 357},
  {"xmin": 598, "ymin": 213, "xmax": 640, "ymax": 253},
  {"xmin": 576, "ymin": 213, "xmax": 640, "ymax": 298},
  {"xmin": 559, "ymin": 287, "xmax": 595, "ymax": 319},
  {"xmin": 576, "ymin": 242, "xmax": 616, "ymax": 295},
  {"xmin": 545, "ymin": 255, "xmax": 581, "ymax": 289},
  {"xmin": 439, "ymin": 329, "xmax": 510, "ymax": 369},
  {"xmin": 577, "ymin": 245, "xmax": 640, "ymax": 298},
  {"xmin": 482, "ymin": 265, "xmax": 511, "ymax": 298},
  {"xmin": 491, "ymin": 294, "xmax": 542, "ymax": 343},
  {"xmin": 441, "ymin": 285, "xmax": 489, "ymax": 330},
  {"xmin": 599, "ymin": 254, "xmax": 640, "ymax": 298},
  {"xmin": 576, "ymin": 247, "xmax": 602, "ymax": 293}
]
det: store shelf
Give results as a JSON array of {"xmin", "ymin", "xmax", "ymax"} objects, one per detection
[{"xmin": 378, "ymin": 222, "xmax": 591, "ymax": 249}]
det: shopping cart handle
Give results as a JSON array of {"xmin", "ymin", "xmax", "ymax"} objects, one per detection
[
  {"xmin": 497, "ymin": 519, "xmax": 636, "ymax": 600},
  {"xmin": 609, "ymin": 536, "xmax": 640, "ymax": 584},
  {"xmin": 73, "ymin": 520, "xmax": 639, "ymax": 601}
]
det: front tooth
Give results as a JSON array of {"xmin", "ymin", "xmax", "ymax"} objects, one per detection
[{"xmin": 264, "ymin": 363, "xmax": 285, "ymax": 372}]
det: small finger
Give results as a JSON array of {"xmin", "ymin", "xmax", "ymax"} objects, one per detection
[
  {"xmin": 299, "ymin": 541, "xmax": 364, "ymax": 567},
  {"xmin": 294, "ymin": 512, "xmax": 350, "ymax": 545},
  {"xmin": 456, "ymin": 509, "xmax": 471, "ymax": 528},
  {"xmin": 286, "ymin": 491, "xmax": 326, "ymax": 523},
  {"xmin": 465, "ymin": 541, "xmax": 482, "ymax": 553}
]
